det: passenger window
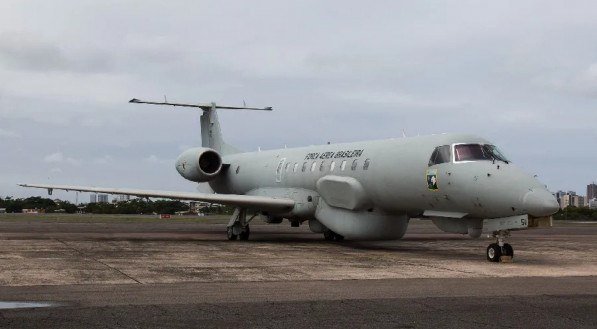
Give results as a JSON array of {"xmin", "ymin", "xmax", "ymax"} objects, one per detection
[
  {"xmin": 351, "ymin": 159, "xmax": 358, "ymax": 170},
  {"xmin": 341, "ymin": 160, "xmax": 346, "ymax": 171},
  {"xmin": 302, "ymin": 162, "xmax": 307, "ymax": 172},
  {"xmin": 311, "ymin": 162, "xmax": 317, "ymax": 171},
  {"xmin": 428, "ymin": 145, "xmax": 452, "ymax": 166},
  {"xmin": 330, "ymin": 161, "xmax": 336, "ymax": 171},
  {"xmin": 363, "ymin": 159, "xmax": 370, "ymax": 170},
  {"xmin": 319, "ymin": 161, "xmax": 325, "ymax": 171},
  {"xmin": 293, "ymin": 163, "xmax": 298, "ymax": 172}
]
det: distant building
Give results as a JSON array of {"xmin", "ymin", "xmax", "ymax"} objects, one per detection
[
  {"xmin": 558, "ymin": 192, "xmax": 587, "ymax": 209},
  {"xmin": 0, "ymin": 208, "xmax": 6, "ymax": 213},
  {"xmin": 97, "ymin": 194, "xmax": 109, "ymax": 203},
  {"xmin": 575, "ymin": 196, "xmax": 585, "ymax": 208},
  {"xmin": 589, "ymin": 199, "xmax": 597, "ymax": 210},
  {"xmin": 116, "ymin": 195, "xmax": 131, "ymax": 202},
  {"xmin": 588, "ymin": 183, "xmax": 597, "ymax": 201},
  {"xmin": 189, "ymin": 201, "xmax": 198, "ymax": 214},
  {"xmin": 90, "ymin": 194, "xmax": 97, "ymax": 204},
  {"xmin": 189, "ymin": 201, "xmax": 211, "ymax": 214},
  {"xmin": 554, "ymin": 191, "xmax": 567, "ymax": 207},
  {"xmin": 22, "ymin": 208, "xmax": 42, "ymax": 214},
  {"xmin": 559, "ymin": 194, "xmax": 571, "ymax": 209}
]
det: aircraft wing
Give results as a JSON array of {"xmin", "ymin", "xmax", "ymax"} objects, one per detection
[{"xmin": 18, "ymin": 184, "xmax": 295, "ymax": 211}]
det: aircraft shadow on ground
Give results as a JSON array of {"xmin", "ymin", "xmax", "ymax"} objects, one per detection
[{"xmin": 45, "ymin": 232, "xmax": 563, "ymax": 264}]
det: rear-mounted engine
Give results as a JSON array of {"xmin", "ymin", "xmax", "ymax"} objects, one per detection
[{"xmin": 175, "ymin": 147, "xmax": 223, "ymax": 182}]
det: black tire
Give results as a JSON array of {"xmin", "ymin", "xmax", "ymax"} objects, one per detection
[
  {"xmin": 323, "ymin": 230, "xmax": 335, "ymax": 241},
  {"xmin": 487, "ymin": 243, "xmax": 501, "ymax": 262},
  {"xmin": 239, "ymin": 225, "xmax": 250, "ymax": 241},
  {"xmin": 502, "ymin": 243, "xmax": 514, "ymax": 257},
  {"xmin": 334, "ymin": 233, "xmax": 345, "ymax": 241},
  {"xmin": 227, "ymin": 227, "xmax": 238, "ymax": 241}
]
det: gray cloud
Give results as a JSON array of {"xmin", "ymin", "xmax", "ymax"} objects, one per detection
[
  {"xmin": 0, "ymin": 32, "xmax": 113, "ymax": 73},
  {"xmin": 0, "ymin": 0, "xmax": 596, "ymax": 200},
  {"xmin": 0, "ymin": 128, "xmax": 20, "ymax": 138}
]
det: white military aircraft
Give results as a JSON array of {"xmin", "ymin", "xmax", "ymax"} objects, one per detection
[{"xmin": 21, "ymin": 98, "xmax": 559, "ymax": 262}]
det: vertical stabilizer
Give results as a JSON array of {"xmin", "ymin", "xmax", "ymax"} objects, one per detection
[{"xmin": 200, "ymin": 104, "xmax": 242, "ymax": 155}]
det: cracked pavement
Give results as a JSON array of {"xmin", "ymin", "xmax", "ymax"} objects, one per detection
[{"xmin": 0, "ymin": 215, "xmax": 595, "ymax": 328}]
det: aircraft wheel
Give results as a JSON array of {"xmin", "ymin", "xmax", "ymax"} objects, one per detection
[
  {"xmin": 334, "ymin": 233, "xmax": 345, "ymax": 241},
  {"xmin": 239, "ymin": 225, "xmax": 250, "ymax": 241},
  {"xmin": 502, "ymin": 243, "xmax": 514, "ymax": 257},
  {"xmin": 227, "ymin": 227, "xmax": 238, "ymax": 241},
  {"xmin": 323, "ymin": 230, "xmax": 335, "ymax": 241},
  {"xmin": 486, "ymin": 243, "xmax": 501, "ymax": 262}
]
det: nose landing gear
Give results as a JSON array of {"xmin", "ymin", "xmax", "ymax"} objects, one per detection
[{"xmin": 486, "ymin": 230, "xmax": 514, "ymax": 262}]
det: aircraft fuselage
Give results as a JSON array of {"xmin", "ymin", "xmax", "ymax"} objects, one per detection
[{"xmin": 205, "ymin": 133, "xmax": 558, "ymax": 224}]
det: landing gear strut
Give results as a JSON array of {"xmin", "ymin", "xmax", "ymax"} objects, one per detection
[
  {"xmin": 486, "ymin": 230, "xmax": 514, "ymax": 262},
  {"xmin": 323, "ymin": 229, "xmax": 344, "ymax": 241},
  {"xmin": 227, "ymin": 208, "xmax": 255, "ymax": 241}
]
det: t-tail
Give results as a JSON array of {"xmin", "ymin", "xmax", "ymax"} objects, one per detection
[{"xmin": 129, "ymin": 98, "xmax": 272, "ymax": 155}]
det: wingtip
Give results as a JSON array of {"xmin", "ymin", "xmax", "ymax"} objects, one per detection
[{"xmin": 129, "ymin": 98, "xmax": 140, "ymax": 103}]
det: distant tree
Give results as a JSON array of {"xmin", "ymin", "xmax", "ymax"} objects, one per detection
[
  {"xmin": 153, "ymin": 200, "xmax": 189, "ymax": 214},
  {"xmin": 553, "ymin": 207, "xmax": 597, "ymax": 221},
  {"xmin": 1, "ymin": 196, "xmax": 233, "ymax": 215},
  {"xmin": 59, "ymin": 201, "xmax": 78, "ymax": 214}
]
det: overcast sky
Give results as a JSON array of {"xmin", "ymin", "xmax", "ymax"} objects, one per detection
[{"xmin": 1, "ymin": 0, "xmax": 596, "ymax": 202}]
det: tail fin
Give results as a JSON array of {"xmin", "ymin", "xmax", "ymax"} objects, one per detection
[
  {"xmin": 129, "ymin": 98, "xmax": 272, "ymax": 155},
  {"xmin": 200, "ymin": 105, "xmax": 241, "ymax": 155}
]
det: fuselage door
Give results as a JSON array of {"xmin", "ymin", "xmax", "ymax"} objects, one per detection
[{"xmin": 276, "ymin": 158, "xmax": 286, "ymax": 183}]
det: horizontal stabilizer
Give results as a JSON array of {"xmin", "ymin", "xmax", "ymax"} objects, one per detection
[
  {"xmin": 129, "ymin": 98, "xmax": 272, "ymax": 111},
  {"xmin": 18, "ymin": 184, "xmax": 294, "ymax": 211}
]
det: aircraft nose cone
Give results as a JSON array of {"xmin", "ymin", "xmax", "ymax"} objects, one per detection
[{"xmin": 523, "ymin": 189, "xmax": 560, "ymax": 217}]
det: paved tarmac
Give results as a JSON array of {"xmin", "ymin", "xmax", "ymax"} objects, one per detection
[{"xmin": 0, "ymin": 215, "xmax": 595, "ymax": 328}]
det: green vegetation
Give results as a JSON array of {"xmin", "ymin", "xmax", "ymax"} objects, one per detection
[
  {"xmin": 0, "ymin": 213, "xmax": 230, "ymax": 224},
  {"xmin": 0, "ymin": 196, "xmax": 235, "ymax": 215},
  {"xmin": 85, "ymin": 199, "xmax": 189, "ymax": 214},
  {"xmin": 553, "ymin": 207, "xmax": 597, "ymax": 221},
  {"xmin": 0, "ymin": 196, "xmax": 78, "ymax": 213}
]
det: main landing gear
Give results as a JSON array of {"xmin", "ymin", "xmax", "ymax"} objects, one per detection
[
  {"xmin": 227, "ymin": 208, "xmax": 256, "ymax": 241},
  {"xmin": 486, "ymin": 230, "xmax": 514, "ymax": 262},
  {"xmin": 323, "ymin": 229, "xmax": 344, "ymax": 241}
]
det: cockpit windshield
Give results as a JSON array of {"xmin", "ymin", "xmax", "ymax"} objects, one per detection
[
  {"xmin": 484, "ymin": 145, "xmax": 509, "ymax": 163},
  {"xmin": 428, "ymin": 145, "xmax": 451, "ymax": 166},
  {"xmin": 454, "ymin": 144, "xmax": 510, "ymax": 163}
]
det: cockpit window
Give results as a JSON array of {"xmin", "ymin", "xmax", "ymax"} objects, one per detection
[
  {"xmin": 454, "ymin": 144, "xmax": 510, "ymax": 163},
  {"xmin": 484, "ymin": 145, "xmax": 510, "ymax": 163},
  {"xmin": 428, "ymin": 145, "xmax": 451, "ymax": 166},
  {"xmin": 454, "ymin": 144, "xmax": 491, "ymax": 162}
]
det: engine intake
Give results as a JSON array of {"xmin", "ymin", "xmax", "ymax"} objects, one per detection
[{"xmin": 175, "ymin": 147, "xmax": 223, "ymax": 182}]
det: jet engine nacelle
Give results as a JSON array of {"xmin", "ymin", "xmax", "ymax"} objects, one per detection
[{"xmin": 175, "ymin": 147, "xmax": 223, "ymax": 182}]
